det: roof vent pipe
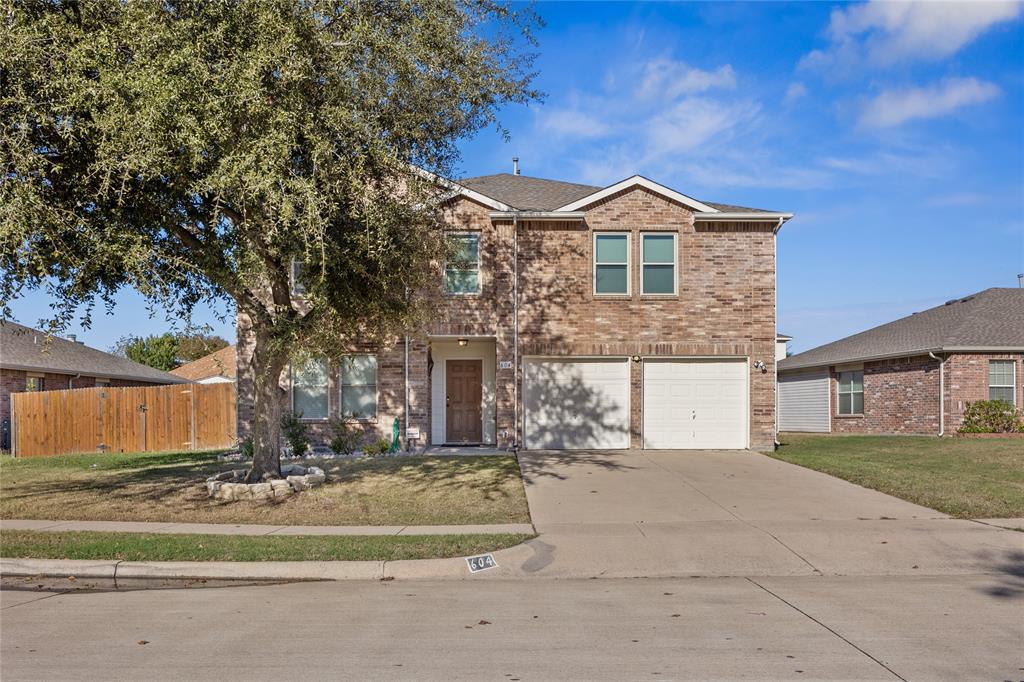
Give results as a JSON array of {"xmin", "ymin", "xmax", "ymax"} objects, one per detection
[
  {"xmin": 1018, "ymin": 273, "xmax": 1023, "ymax": 288},
  {"xmin": 512, "ymin": 157, "xmax": 519, "ymax": 176}
]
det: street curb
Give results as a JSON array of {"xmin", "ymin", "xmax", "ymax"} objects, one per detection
[{"xmin": 0, "ymin": 543, "xmax": 538, "ymax": 583}]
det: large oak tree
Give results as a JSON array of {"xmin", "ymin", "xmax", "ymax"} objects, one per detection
[{"xmin": 1, "ymin": 0, "xmax": 539, "ymax": 479}]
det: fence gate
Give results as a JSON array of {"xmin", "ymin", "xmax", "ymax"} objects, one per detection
[{"xmin": 10, "ymin": 382, "xmax": 237, "ymax": 457}]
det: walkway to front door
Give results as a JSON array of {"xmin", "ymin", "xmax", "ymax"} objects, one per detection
[{"xmin": 446, "ymin": 359, "xmax": 482, "ymax": 443}]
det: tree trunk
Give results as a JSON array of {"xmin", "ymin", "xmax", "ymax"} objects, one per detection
[{"xmin": 246, "ymin": 329, "xmax": 288, "ymax": 483}]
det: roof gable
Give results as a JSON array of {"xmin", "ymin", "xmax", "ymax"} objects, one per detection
[{"xmin": 555, "ymin": 175, "xmax": 719, "ymax": 213}]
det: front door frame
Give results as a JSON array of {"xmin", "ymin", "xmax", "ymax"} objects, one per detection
[{"xmin": 445, "ymin": 358, "xmax": 484, "ymax": 444}]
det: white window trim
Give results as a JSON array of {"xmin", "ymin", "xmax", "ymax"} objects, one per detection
[
  {"xmin": 593, "ymin": 232, "xmax": 631, "ymax": 296},
  {"xmin": 988, "ymin": 360, "xmax": 1017, "ymax": 405},
  {"xmin": 640, "ymin": 232, "xmax": 678, "ymax": 296},
  {"xmin": 444, "ymin": 231, "xmax": 482, "ymax": 296},
  {"xmin": 837, "ymin": 370, "xmax": 864, "ymax": 415},
  {"xmin": 340, "ymin": 354, "xmax": 379, "ymax": 421},
  {"xmin": 291, "ymin": 358, "xmax": 329, "ymax": 421}
]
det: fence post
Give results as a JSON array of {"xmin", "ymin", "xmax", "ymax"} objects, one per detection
[{"xmin": 190, "ymin": 384, "xmax": 197, "ymax": 451}]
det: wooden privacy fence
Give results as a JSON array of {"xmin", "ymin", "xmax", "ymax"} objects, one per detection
[{"xmin": 11, "ymin": 382, "xmax": 237, "ymax": 457}]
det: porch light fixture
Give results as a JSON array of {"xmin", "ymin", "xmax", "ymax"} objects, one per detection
[{"xmin": 457, "ymin": 338, "xmax": 469, "ymax": 347}]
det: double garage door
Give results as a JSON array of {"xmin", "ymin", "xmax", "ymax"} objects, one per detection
[{"xmin": 523, "ymin": 358, "xmax": 747, "ymax": 450}]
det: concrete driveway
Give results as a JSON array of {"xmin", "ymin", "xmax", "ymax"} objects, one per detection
[{"xmin": 515, "ymin": 450, "xmax": 1023, "ymax": 579}]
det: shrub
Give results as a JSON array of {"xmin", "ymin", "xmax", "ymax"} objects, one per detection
[
  {"xmin": 959, "ymin": 400, "xmax": 1024, "ymax": 433},
  {"xmin": 280, "ymin": 412, "xmax": 310, "ymax": 457},
  {"xmin": 362, "ymin": 438, "xmax": 392, "ymax": 457},
  {"xmin": 329, "ymin": 418, "xmax": 364, "ymax": 455},
  {"xmin": 238, "ymin": 437, "xmax": 254, "ymax": 459}
]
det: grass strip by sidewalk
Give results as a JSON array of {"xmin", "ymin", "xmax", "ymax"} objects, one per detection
[
  {"xmin": 0, "ymin": 530, "xmax": 534, "ymax": 562},
  {"xmin": 772, "ymin": 434, "xmax": 1024, "ymax": 519}
]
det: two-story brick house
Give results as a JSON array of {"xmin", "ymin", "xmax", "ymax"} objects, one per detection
[{"xmin": 236, "ymin": 172, "xmax": 793, "ymax": 452}]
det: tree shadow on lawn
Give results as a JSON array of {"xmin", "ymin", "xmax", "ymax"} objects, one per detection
[{"xmin": 0, "ymin": 454, "xmax": 527, "ymax": 519}]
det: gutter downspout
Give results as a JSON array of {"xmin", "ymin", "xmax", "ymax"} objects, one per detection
[
  {"xmin": 929, "ymin": 351, "xmax": 945, "ymax": 436},
  {"xmin": 512, "ymin": 214, "xmax": 520, "ymax": 451},
  {"xmin": 774, "ymin": 216, "xmax": 783, "ymax": 447},
  {"xmin": 68, "ymin": 373, "xmax": 81, "ymax": 389}
]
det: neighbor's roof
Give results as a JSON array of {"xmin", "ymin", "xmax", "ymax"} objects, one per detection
[
  {"xmin": 170, "ymin": 345, "xmax": 236, "ymax": 382},
  {"xmin": 0, "ymin": 321, "xmax": 187, "ymax": 384},
  {"xmin": 457, "ymin": 173, "xmax": 783, "ymax": 215},
  {"xmin": 779, "ymin": 288, "xmax": 1024, "ymax": 371}
]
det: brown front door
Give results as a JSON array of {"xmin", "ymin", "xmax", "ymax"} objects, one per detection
[{"xmin": 446, "ymin": 359, "xmax": 482, "ymax": 443}]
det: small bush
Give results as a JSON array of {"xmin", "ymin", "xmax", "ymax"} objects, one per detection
[
  {"xmin": 362, "ymin": 438, "xmax": 392, "ymax": 457},
  {"xmin": 329, "ymin": 418, "xmax": 364, "ymax": 455},
  {"xmin": 238, "ymin": 437, "xmax": 254, "ymax": 459},
  {"xmin": 959, "ymin": 400, "xmax": 1024, "ymax": 433},
  {"xmin": 280, "ymin": 412, "xmax": 310, "ymax": 456}
]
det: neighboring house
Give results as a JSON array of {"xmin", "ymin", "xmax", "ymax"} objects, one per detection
[
  {"xmin": 778, "ymin": 288, "xmax": 1024, "ymax": 435},
  {"xmin": 0, "ymin": 321, "xmax": 186, "ymax": 444},
  {"xmin": 237, "ymin": 172, "xmax": 793, "ymax": 451},
  {"xmin": 775, "ymin": 334, "xmax": 792, "ymax": 362},
  {"xmin": 170, "ymin": 345, "xmax": 237, "ymax": 384}
]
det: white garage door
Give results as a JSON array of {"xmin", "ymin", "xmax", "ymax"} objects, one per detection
[
  {"xmin": 523, "ymin": 358, "xmax": 630, "ymax": 450},
  {"xmin": 778, "ymin": 370, "xmax": 830, "ymax": 432},
  {"xmin": 643, "ymin": 359, "xmax": 748, "ymax": 449}
]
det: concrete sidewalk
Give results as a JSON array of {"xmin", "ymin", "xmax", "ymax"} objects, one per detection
[{"xmin": 0, "ymin": 519, "xmax": 535, "ymax": 536}]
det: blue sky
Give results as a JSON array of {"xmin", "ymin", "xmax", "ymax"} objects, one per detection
[{"xmin": 8, "ymin": 1, "xmax": 1024, "ymax": 354}]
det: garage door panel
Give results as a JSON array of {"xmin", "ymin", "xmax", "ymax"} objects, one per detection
[
  {"xmin": 643, "ymin": 359, "xmax": 747, "ymax": 450},
  {"xmin": 524, "ymin": 359, "xmax": 630, "ymax": 450}
]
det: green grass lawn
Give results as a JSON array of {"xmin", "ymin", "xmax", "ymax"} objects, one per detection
[
  {"xmin": 0, "ymin": 450, "xmax": 531, "ymax": 526},
  {"xmin": 0, "ymin": 529, "xmax": 533, "ymax": 562},
  {"xmin": 773, "ymin": 434, "xmax": 1024, "ymax": 519}
]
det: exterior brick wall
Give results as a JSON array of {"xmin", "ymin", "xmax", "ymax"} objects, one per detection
[
  {"xmin": 830, "ymin": 355, "xmax": 941, "ymax": 435},
  {"xmin": 943, "ymin": 352, "xmax": 1023, "ymax": 433},
  {"xmin": 236, "ymin": 185, "xmax": 779, "ymax": 451}
]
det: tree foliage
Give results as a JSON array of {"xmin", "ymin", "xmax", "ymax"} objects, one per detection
[
  {"xmin": 1, "ymin": 0, "xmax": 540, "ymax": 478},
  {"xmin": 111, "ymin": 332, "xmax": 230, "ymax": 370}
]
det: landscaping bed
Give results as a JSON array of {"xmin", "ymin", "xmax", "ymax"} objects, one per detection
[
  {"xmin": 0, "ymin": 529, "xmax": 533, "ymax": 562},
  {"xmin": 773, "ymin": 434, "xmax": 1024, "ymax": 519},
  {"xmin": 0, "ymin": 450, "xmax": 531, "ymax": 526}
]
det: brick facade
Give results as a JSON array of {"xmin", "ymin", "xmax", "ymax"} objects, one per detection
[
  {"xmin": 237, "ymin": 186, "xmax": 779, "ymax": 451},
  {"xmin": 815, "ymin": 352, "xmax": 1024, "ymax": 436}
]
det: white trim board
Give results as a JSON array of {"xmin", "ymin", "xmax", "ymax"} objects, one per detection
[{"xmin": 556, "ymin": 175, "xmax": 719, "ymax": 213}]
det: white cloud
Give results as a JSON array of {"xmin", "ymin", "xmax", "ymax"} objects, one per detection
[
  {"xmin": 784, "ymin": 82, "xmax": 808, "ymax": 105},
  {"xmin": 645, "ymin": 98, "xmax": 760, "ymax": 154},
  {"xmin": 800, "ymin": 0, "xmax": 1022, "ymax": 70},
  {"xmin": 858, "ymin": 77, "xmax": 1001, "ymax": 127},
  {"xmin": 634, "ymin": 59, "xmax": 737, "ymax": 101}
]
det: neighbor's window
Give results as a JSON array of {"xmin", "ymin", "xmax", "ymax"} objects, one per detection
[
  {"xmin": 25, "ymin": 376, "xmax": 43, "ymax": 392},
  {"xmin": 989, "ymin": 360, "xmax": 1016, "ymax": 404},
  {"xmin": 341, "ymin": 355, "xmax": 378, "ymax": 419},
  {"xmin": 594, "ymin": 233, "xmax": 629, "ymax": 295},
  {"xmin": 837, "ymin": 370, "xmax": 864, "ymax": 415},
  {"xmin": 290, "ymin": 259, "xmax": 306, "ymax": 295},
  {"xmin": 641, "ymin": 233, "xmax": 676, "ymax": 295},
  {"xmin": 444, "ymin": 233, "xmax": 481, "ymax": 294},
  {"xmin": 292, "ymin": 358, "xmax": 329, "ymax": 419}
]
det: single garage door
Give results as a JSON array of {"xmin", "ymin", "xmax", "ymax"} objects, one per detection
[
  {"xmin": 778, "ymin": 369, "xmax": 830, "ymax": 432},
  {"xmin": 643, "ymin": 359, "xmax": 747, "ymax": 449},
  {"xmin": 523, "ymin": 358, "xmax": 630, "ymax": 450}
]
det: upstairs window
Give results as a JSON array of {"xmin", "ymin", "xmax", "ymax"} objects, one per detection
[
  {"xmin": 292, "ymin": 358, "xmax": 328, "ymax": 419},
  {"xmin": 838, "ymin": 370, "xmax": 864, "ymax": 415},
  {"xmin": 445, "ymin": 233, "xmax": 481, "ymax": 294},
  {"xmin": 989, "ymin": 360, "xmax": 1016, "ymax": 403},
  {"xmin": 594, "ymin": 233, "xmax": 629, "ymax": 295},
  {"xmin": 641, "ymin": 233, "xmax": 676, "ymax": 295},
  {"xmin": 341, "ymin": 355, "xmax": 378, "ymax": 419}
]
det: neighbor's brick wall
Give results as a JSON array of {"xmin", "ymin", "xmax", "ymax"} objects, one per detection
[
  {"xmin": 830, "ymin": 355, "xmax": 941, "ymax": 435},
  {"xmin": 236, "ymin": 186, "xmax": 779, "ymax": 451},
  {"xmin": 943, "ymin": 352, "xmax": 1023, "ymax": 433}
]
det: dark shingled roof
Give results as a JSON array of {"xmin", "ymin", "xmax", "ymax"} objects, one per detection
[
  {"xmin": 779, "ymin": 288, "xmax": 1024, "ymax": 371},
  {"xmin": 0, "ymin": 321, "xmax": 187, "ymax": 384},
  {"xmin": 457, "ymin": 173, "xmax": 778, "ymax": 214}
]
